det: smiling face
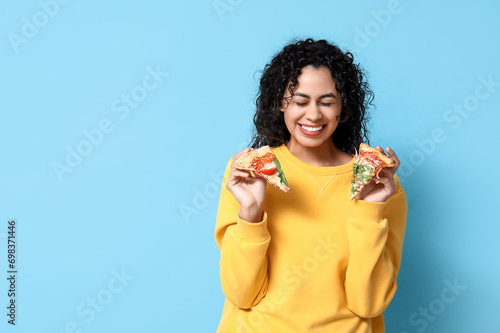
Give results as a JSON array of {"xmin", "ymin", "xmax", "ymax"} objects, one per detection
[{"xmin": 281, "ymin": 66, "xmax": 342, "ymax": 156}]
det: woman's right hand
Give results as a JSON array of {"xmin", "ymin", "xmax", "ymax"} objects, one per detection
[{"xmin": 226, "ymin": 148, "xmax": 267, "ymax": 223}]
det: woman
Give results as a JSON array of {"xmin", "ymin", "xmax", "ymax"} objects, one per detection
[{"xmin": 214, "ymin": 38, "xmax": 407, "ymax": 332}]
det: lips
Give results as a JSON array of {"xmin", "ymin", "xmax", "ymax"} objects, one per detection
[{"xmin": 299, "ymin": 124, "xmax": 325, "ymax": 136}]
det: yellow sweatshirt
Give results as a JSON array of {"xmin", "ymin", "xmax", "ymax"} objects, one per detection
[{"xmin": 214, "ymin": 144, "xmax": 407, "ymax": 333}]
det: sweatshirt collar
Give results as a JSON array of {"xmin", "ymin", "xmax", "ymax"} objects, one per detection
[{"xmin": 273, "ymin": 144, "xmax": 354, "ymax": 175}]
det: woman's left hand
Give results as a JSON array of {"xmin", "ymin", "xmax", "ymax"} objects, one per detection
[{"xmin": 355, "ymin": 146, "xmax": 400, "ymax": 203}]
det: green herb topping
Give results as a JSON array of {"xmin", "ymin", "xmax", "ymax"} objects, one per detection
[{"xmin": 274, "ymin": 155, "xmax": 288, "ymax": 187}]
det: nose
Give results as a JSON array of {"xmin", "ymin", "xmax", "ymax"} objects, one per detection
[{"xmin": 305, "ymin": 103, "xmax": 322, "ymax": 121}]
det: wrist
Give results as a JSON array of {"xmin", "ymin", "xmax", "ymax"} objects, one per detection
[
  {"xmin": 238, "ymin": 204, "xmax": 264, "ymax": 223},
  {"xmin": 359, "ymin": 195, "xmax": 389, "ymax": 203}
]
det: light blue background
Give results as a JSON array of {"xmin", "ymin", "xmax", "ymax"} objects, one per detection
[{"xmin": 1, "ymin": 0, "xmax": 499, "ymax": 332}]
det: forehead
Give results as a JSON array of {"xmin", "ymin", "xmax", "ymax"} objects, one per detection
[{"xmin": 287, "ymin": 66, "xmax": 337, "ymax": 95}]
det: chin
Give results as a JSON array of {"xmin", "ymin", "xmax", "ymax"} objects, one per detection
[{"xmin": 295, "ymin": 136, "xmax": 334, "ymax": 149}]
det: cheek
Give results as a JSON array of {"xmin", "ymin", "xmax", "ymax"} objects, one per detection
[
  {"xmin": 325, "ymin": 108, "xmax": 341, "ymax": 121},
  {"xmin": 282, "ymin": 108, "xmax": 298, "ymax": 127},
  {"xmin": 283, "ymin": 113, "xmax": 295, "ymax": 133}
]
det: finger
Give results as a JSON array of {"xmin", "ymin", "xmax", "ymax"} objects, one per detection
[
  {"xmin": 385, "ymin": 147, "xmax": 400, "ymax": 172},
  {"xmin": 227, "ymin": 169, "xmax": 252, "ymax": 188},
  {"xmin": 231, "ymin": 166, "xmax": 259, "ymax": 182},
  {"xmin": 231, "ymin": 169, "xmax": 252, "ymax": 179},
  {"xmin": 375, "ymin": 145, "xmax": 385, "ymax": 155}
]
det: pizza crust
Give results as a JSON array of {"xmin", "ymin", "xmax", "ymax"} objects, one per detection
[
  {"xmin": 234, "ymin": 146, "xmax": 273, "ymax": 170},
  {"xmin": 359, "ymin": 143, "xmax": 395, "ymax": 167}
]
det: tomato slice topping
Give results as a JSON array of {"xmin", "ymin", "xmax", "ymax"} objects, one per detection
[
  {"xmin": 260, "ymin": 167, "xmax": 277, "ymax": 176},
  {"xmin": 252, "ymin": 152, "xmax": 276, "ymax": 176}
]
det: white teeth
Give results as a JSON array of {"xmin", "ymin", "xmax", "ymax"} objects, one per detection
[{"xmin": 301, "ymin": 125, "xmax": 323, "ymax": 132}]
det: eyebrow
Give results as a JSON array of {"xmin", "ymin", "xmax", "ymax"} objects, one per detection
[{"xmin": 294, "ymin": 92, "xmax": 337, "ymax": 99}]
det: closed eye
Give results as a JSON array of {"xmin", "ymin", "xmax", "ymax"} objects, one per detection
[{"xmin": 295, "ymin": 102, "xmax": 307, "ymax": 106}]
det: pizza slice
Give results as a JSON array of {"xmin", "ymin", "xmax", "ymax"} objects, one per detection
[
  {"xmin": 234, "ymin": 145, "xmax": 291, "ymax": 193},
  {"xmin": 350, "ymin": 143, "xmax": 395, "ymax": 200}
]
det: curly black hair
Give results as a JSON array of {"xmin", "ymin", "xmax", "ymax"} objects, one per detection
[{"xmin": 251, "ymin": 38, "xmax": 374, "ymax": 154}]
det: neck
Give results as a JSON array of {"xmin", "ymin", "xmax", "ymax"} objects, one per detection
[{"xmin": 286, "ymin": 140, "xmax": 349, "ymax": 167}]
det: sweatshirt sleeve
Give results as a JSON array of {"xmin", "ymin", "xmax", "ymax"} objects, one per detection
[
  {"xmin": 344, "ymin": 176, "xmax": 407, "ymax": 318},
  {"xmin": 214, "ymin": 158, "xmax": 271, "ymax": 309}
]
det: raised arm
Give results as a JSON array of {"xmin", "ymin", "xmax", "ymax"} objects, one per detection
[
  {"xmin": 214, "ymin": 150, "xmax": 270, "ymax": 309},
  {"xmin": 344, "ymin": 146, "xmax": 408, "ymax": 317}
]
